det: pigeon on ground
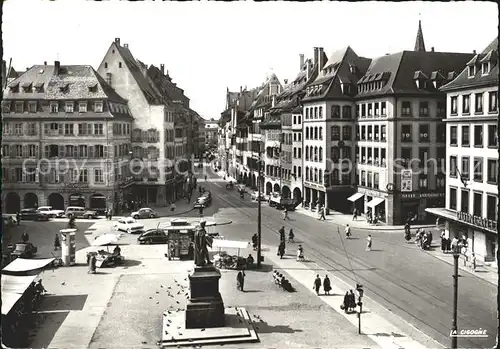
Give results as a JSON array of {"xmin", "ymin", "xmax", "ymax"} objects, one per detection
[{"xmin": 201, "ymin": 328, "xmax": 205, "ymax": 332}]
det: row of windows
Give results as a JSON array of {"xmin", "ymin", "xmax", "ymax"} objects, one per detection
[
  {"xmin": 265, "ymin": 166, "xmax": 293, "ymax": 181},
  {"xmin": 292, "ymin": 132, "xmax": 302, "ymax": 142},
  {"xmin": 450, "ymin": 91, "xmax": 498, "ymax": 115},
  {"xmin": 2, "ymin": 122, "xmax": 119, "ymax": 137},
  {"xmin": 355, "ymin": 147, "xmax": 388, "ymax": 166},
  {"xmin": 3, "ymin": 168, "xmax": 108, "ymax": 184},
  {"xmin": 304, "ymin": 105, "xmax": 353, "ymax": 120},
  {"xmin": 357, "ymin": 170, "xmax": 381, "ymax": 189},
  {"xmin": 400, "ymin": 124, "xmax": 445, "ymax": 143},
  {"xmin": 449, "ymin": 124, "xmax": 498, "ymax": 148},
  {"xmin": 398, "ymin": 101, "xmax": 444, "ymax": 118},
  {"xmin": 357, "ymin": 125, "xmax": 388, "ymax": 142},
  {"xmin": 398, "ymin": 147, "xmax": 445, "ymax": 169},
  {"xmin": 132, "ymin": 129, "xmax": 160, "ymax": 143},
  {"xmin": 2, "ymin": 100, "xmax": 108, "ymax": 114},
  {"xmin": 449, "ymin": 187, "xmax": 497, "ymax": 220},
  {"xmin": 357, "ymin": 102, "xmax": 388, "ymax": 118},
  {"xmin": 305, "ymin": 126, "xmax": 353, "ymax": 141},
  {"xmin": 449, "ymin": 156, "xmax": 498, "ymax": 184}
]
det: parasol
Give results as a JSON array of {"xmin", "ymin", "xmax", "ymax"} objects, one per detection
[{"xmin": 92, "ymin": 234, "xmax": 121, "ymax": 251}]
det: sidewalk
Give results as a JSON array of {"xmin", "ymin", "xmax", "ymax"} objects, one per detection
[
  {"xmin": 295, "ymin": 206, "xmax": 435, "ymax": 232},
  {"xmin": 263, "ymin": 245, "xmax": 444, "ymax": 349}
]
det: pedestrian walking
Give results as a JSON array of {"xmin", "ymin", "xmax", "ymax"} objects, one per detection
[
  {"xmin": 54, "ymin": 234, "xmax": 61, "ymax": 251},
  {"xmin": 21, "ymin": 232, "xmax": 29, "ymax": 243},
  {"xmin": 323, "ymin": 275, "xmax": 332, "ymax": 295},
  {"xmin": 279, "ymin": 226, "xmax": 286, "ymax": 242},
  {"xmin": 352, "ymin": 208, "xmax": 358, "ymax": 221},
  {"xmin": 348, "ymin": 290, "xmax": 357, "ymax": 312},
  {"xmin": 282, "ymin": 208, "xmax": 288, "ymax": 220},
  {"xmin": 318, "ymin": 206, "xmax": 326, "ymax": 221},
  {"xmin": 345, "ymin": 225, "xmax": 351, "ymax": 239},
  {"xmin": 278, "ymin": 241, "xmax": 285, "ymax": 259},
  {"xmin": 16, "ymin": 212, "xmax": 20, "ymax": 226},
  {"xmin": 342, "ymin": 292, "xmax": 349, "ymax": 313},
  {"xmin": 313, "ymin": 274, "xmax": 321, "ymax": 295},
  {"xmin": 88, "ymin": 254, "xmax": 97, "ymax": 274},
  {"xmin": 170, "ymin": 202, "xmax": 176, "ymax": 212},
  {"xmin": 296, "ymin": 244, "xmax": 304, "ymax": 261},
  {"xmin": 108, "ymin": 209, "xmax": 113, "ymax": 221},
  {"xmin": 366, "ymin": 234, "xmax": 372, "ymax": 251},
  {"xmin": 236, "ymin": 270, "xmax": 245, "ymax": 291}
]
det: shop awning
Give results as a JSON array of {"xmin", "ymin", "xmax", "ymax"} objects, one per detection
[
  {"xmin": 2, "ymin": 258, "xmax": 54, "ymax": 275},
  {"xmin": 210, "ymin": 239, "xmax": 250, "ymax": 250},
  {"xmin": 347, "ymin": 192, "xmax": 364, "ymax": 202},
  {"xmin": 1, "ymin": 274, "xmax": 38, "ymax": 315},
  {"xmin": 367, "ymin": 197, "xmax": 385, "ymax": 208}
]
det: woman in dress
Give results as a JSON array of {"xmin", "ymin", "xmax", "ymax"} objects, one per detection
[{"xmin": 366, "ymin": 235, "xmax": 372, "ymax": 251}]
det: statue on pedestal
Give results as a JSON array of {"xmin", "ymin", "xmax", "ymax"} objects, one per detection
[{"xmin": 194, "ymin": 220, "xmax": 213, "ymax": 267}]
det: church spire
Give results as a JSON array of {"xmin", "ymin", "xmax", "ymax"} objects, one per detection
[{"xmin": 414, "ymin": 19, "xmax": 426, "ymax": 52}]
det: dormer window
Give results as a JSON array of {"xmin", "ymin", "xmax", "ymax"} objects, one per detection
[
  {"xmin": 482, "ymin": 62, "xmax": 490, "ymax": 75},
  {"xmin": 468, "ymin": 65, "xmax": 475, "ymax": 77},
  {"xmin": 79, "ymin": 102, "xmax": 87, "ymax": 113},
  {"xmin": 9, "ymin": 83, "xmax": 20, "ymax": 93},
  {"xmin": 65, "ymin": 102, "xmax": 74, "ymax": 113},
  {"xmin": 88, "ymin": 84, "xmax": 98, "ymax": 93},
  {"xmin": 34, "ymin": 82, "xmax": 44, "ymax": 92},
  {"xmin": 94, "ymin": 101, "xmax": 103, "ymax": 113},
  {"xmin": 50, "ymin": 101, "xmax": 59, "ymax": 113},
  {"xmin": 59, "ymin": 83, "xmax": 70, "ymax": 92}
]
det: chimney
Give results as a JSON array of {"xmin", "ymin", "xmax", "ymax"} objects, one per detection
[
  {"xmin": 115, "ymin": 38, "xmax": 120, "ymax": 46},
  {"xmin": 299, "ymin": 54, "xmax": 305, "ymax": 69},
  {"xmin": 431, "ymin": 47, "xmax": 434, "ymax": 52},
  {"xmin": 306, "ymin": 60, "xmax": 312, "ymax": 80},
  {"xmin": 284, "ymin": 79, "xmax": 288, "ymax": 85},
  {"xmin": 313, "ymin": 47, "xmax": 319, "ymax": 66},
  {"xmin": 160, "ymin": 64, "xmax": 165, "ymax": 75},
  {"xmin": 26, "ymin": 67, "xmax": 29, "ymax": 71},
  {"xmin": 124, "ymin": 44, "xmax": 128, "ymax": 48},
  {"xmin": 473, "ymin": 50, "xmax": 476, "ymax": 54},
  {"xmin": 44, "ymin": 61, "xmax": 47, "ymax": 65},
  {"xmin": 240, "ymin": 86, "xmax": 242, "ymax": 93},
  {"xmin": 54, "ymin": 61, "xmax": 60, "ymax": 76},
  {"xmin": 318, "ymin": 47, "xmax": 325, "ymax": 70}
]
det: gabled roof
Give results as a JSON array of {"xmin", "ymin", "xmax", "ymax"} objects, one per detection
[
  {"xmin": 147, "ymin": 65, "xmax": 189, "ymax": 108},
  {"xmin": 357, "ymin": 50, "xmax": 475, "ymax": 98},
  {"xmin": 112, "ymin": 42, "xmax": 163, "ymax": 105},
  {"xmin": 440, "ymin": 38, "xmax": 498, "ymax": 92},
  {"xmin": 304, "ymin": 46, "xmax": 371, "ymax": 101},
  {"xmin": 3, "ymin": 64, "xmax": 127, "ymax": 103},
  {"xmin": 2, "ymin": 60, "xmax": 18, "ymax": 89}
]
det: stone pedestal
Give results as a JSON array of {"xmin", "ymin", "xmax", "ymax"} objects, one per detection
[{"xmin": 185, "ymin": 265, "xmax": 225, "ymax": 329}]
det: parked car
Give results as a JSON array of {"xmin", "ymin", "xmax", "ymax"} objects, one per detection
[
  {"xmin": 12, "ymin": 242, "xmax": 38, "ymax": 259},
  {"xmin": 37, "ymin": 206, "xmax": 65, "ymax": 218},
  {"xmin": 131, "ymin": 208, "xmax": 158, "ymax": 219},
  {"xmin": 65, "ymin": 206, "xmax": 98, "ymax": 219},
  {"xmin": 137, "ymin": 230, "xmax": 168, "ymax": 244},
  {"xmin": 114, "ymin": 217, "xmax": 144, "ymax": 234},
  {"xmin": 20, "ymin": 208, "xmax": 49, "ymax": 221},
  {"xmin": 251, "ymin": 191, "xmax": 267, "ymax": 202}
]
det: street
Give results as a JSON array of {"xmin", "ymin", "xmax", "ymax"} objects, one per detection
[{"xmin": 198, "ymin": 169, "xmax": 497, "ymax": 348}]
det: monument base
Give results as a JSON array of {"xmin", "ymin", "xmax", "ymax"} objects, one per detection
[{"xmin": 185, "ymin": 265, "xmax": 225, "ymax": 329}]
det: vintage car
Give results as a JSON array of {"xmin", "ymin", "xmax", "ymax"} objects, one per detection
[
  {"xmin": 137, "ymin": 229, "xmax": 169, "ymax": 244},
  {"xmin": 20, "ymin": 208, "xmax": 49, "ymax": 221},
  {"xmin": 114, "ymin": 218, "xmax": 144, "ymax": 234},
  {"xmin": 131, "ymin": 208, "xmax": 158, "ymax": 219},
  {"xmin": 37, "ymin": 206, "xmax": 65, "ymax": 218},
  {"xmin": 65, "ymin": 207, "xmax": 99, "ymax": 219},
  {"xmin": 194, "ymin": 192, "xmax": 212, "ymax": 208},
  {"xmin": 251, "ymin": 191, "xmax": 267, "ymax": 202},
  {"xmin": 269, "ymin": 193, "xmax": 296, "ymax": 211},
  {"xmin": 3, "ymin": 214, "xmax": 17, "ymax": 227},
  {"xmin": 12, "ymin": 242, "xmax": 38, "ymax": 259}
]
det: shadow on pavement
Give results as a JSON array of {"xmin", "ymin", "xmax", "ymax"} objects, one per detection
[
  {"xmin": 247, "ymin": 264, "xmax": 273, "ymax": 273},
  {"xmin": 28, "ymin": 311, "xmax": 70, "ymax": 348},
  {"xmin": 371, "ymin": 331, "xmax": 405, "ymax": 338},
  {"xmin": 253, "ymin": 321, "xmax": 303, "ymax": 334},
  {"xmin": 39, "ymin": 294, "xmax": 88, "ymax": 312},
  {"xmin": 121, "ymin": 259, "xmax": 142, "ymax": 267}
]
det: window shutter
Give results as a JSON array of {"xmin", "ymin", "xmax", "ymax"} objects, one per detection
[
  {"xmin": 59, "ymin": 123, "xmax": 63, "ymax": 134},
  {"xmin": 22, "ymin": 145, "xmax": 27, "ymax": 158},
  {"xmin": 11, "ymin": 168, "xmax": 16, "ymax": 182},
  {"xmin": 44, "ymin": 145, "xmax": 49, "ymax": 158},
  {"xmin": 35, "ymin": 169, "xmax": 40, "ymax": 183},
  {"xmin": 73, "ymin": 169, "xmax": 78, "ymax": 182},
  {"xmin": 44, "ymin": 123, "xmax": 49, "ymax": 135},
  {"xmin": 59, "ymin": 145, "xmax": 65, "ymax": 158},
  {"xmin": 35, "ymin": 145, "xmax": 39, "ymax": 158},
  {"xmin": 89, "ymin": 145, "xmax": 94, "ymax": 158},
  {"xmin": 22, "ymin": 170, "xmax": 26, "ymax": 183},
  {"xmin": 104, "ymin": 145, "xmax": 109, "ymax": 158}
]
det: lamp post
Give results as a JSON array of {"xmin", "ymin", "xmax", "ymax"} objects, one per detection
[
  {"xmin": 451, "ymin": 241, "xmax": 461, "ymax": 349},
  {"xmin": 257, "ymin": 141, "xmax": 263, "ymax": 268},
  {"xmin": 356, "ymin": 283, "xmax": 364, "ymax": 334}
]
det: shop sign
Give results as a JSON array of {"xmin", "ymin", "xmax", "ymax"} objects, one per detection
[
  {"xmin": 401, "ymin": 192, "xmax": 445, "ymax": 199},
  {"xmin": 62, "ymin": 182, "xmax": 96, "ymax": 193},
  {"xmin": 401, "ymin": 170, "xmax": 412, "ymax": 192},
  {"xmin": 456, "ymin": 211, "xmax": 497, "ymax": 233},
  {"xmin": 360, "ymin": 189, "xmax": 384, "ymax": 198},
  {"xmin": 304, "ymin": 181, "xmax": 325, "ymax": 190}
]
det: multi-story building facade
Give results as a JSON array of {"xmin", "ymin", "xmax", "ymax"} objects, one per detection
[
  {"xmin": 2, "ymin": 62, "xmax": 133, "ymax": 213},
  {"xmin": 204, "ymin": 119, "xmax": 219, "ymax": 147},
  {"xmin": 352, "ymin": 25, "xmax": 474, "ymax": 225},
  {"xmin": 97, "ymin": 38, "xmax": 194, "ymax": 205},
  {"xmin": 302, "ymin": 47, "xmax": 371, "ymax": 212},
  {"xmin": 427, "ymin": 37, "xmax": 498, "ymax": 263}
]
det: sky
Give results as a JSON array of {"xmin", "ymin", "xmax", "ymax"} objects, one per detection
[{"xmin": 3, "ymin": 1, "xmax": 498, "ymax": 120}]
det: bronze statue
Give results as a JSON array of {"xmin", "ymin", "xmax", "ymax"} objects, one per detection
[{"xmin": 194, "ymin": 220, "xmax": 213, "ymax": 266}]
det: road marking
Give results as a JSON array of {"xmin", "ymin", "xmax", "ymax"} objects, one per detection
[{"xmin": 212, "ymin": 181, "xmax": 221, "ymax": 188}]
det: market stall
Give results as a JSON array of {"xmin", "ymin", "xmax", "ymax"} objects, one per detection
[{"xmin": 210, "ymin": 240, "xmax": 252, "ymax": 269}]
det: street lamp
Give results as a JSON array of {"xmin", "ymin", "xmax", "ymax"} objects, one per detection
[
  {"xmin": 356, "ymin": 283, "xmax": 364, "ymax": 334},
  {"xmin": 451, "ymin": 240, "xmax": 462, "ymax": 349},
  {"xmin": 257, "ymin": 141, "xmax": 263, "ymax": 268}
]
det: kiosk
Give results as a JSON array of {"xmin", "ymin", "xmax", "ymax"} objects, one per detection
[{"xmin": 59, "ymin": 229, "xmax": 77, "ymax": 266}]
